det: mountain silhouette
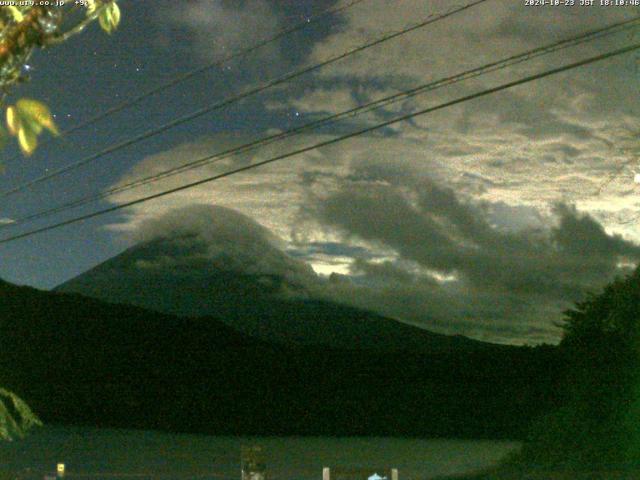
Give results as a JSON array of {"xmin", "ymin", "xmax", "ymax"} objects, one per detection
[{"xmin": 56, "ymin": 235, "xmax": 495, "ymax": 353}]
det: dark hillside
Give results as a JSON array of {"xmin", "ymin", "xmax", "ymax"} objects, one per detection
[{"xmin": 1, "ymin": 280, "xmax": 561, "ymax": 438}]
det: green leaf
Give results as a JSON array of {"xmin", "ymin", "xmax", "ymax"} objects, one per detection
[
  {"xmin": 6, "ymin": 6, "xmax": 24, "ymax": 22},
  {"xmin": 17, "ymin": 123, "xmax": 38, "ymax": 155},
  {"xmin": 15, "ymin": 99, "xmax": 59, "ymax": 135},
  {"xmin": 0, "ymin": 388, "xmax": 42, "ymax": 441},
  {"xmin": 99, "ymin": 2, "xmax": 120, "ymax": 34},
  {"xmin": 6, "ymin": 106, "xmax": 19, "ymax": 136},
  {"xmin": 86, "ymin": 0, "xmax": 98, "ymax": 15},
  {"xmin": 5, "ymin": 99, "xmax": 59, "ymax": 156}
]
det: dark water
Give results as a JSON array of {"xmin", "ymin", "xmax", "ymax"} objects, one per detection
[{"xmin": 0, "ymin": 427, "xmax": 519, "ymax": 480}]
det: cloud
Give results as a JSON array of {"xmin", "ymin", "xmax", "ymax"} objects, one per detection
[
  {"xmin": 301, "ymin": 0, "xmax": 636, "ymax": 95},
  {"xmin": 132, "ymin": 204, "xmax": 318, "ymax": 294},
  {"xmin": 303, "ymin": 164, "xmax": 640, "ymax": 343},
  {"xmin": 105, "ymin": 135, "xmax": 337, "ymax": 240},
  {"xmin": 163, "ymin": 0, "xmax": 283, "ymax": 68},
  {"xmin": 154, "ymin": 0, "xmax": 640, "ymax": 239},
  {"xmin": 269, "ymin": 0, "xmax": 640, "ymax": 228}
]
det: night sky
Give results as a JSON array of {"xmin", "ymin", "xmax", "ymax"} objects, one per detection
[{"xmin": 1, "ymin": 0, "xmax": 640, "ymax": 344}]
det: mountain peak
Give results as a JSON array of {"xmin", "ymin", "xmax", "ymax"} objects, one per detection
[{"xmin": 55, "ymin": 234, "xmax": 490, "ymax": 353}]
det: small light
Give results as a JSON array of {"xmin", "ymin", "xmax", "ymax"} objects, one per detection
[{"xmin": 634, "ymin": 173, "xmax": 640, "ymax": 184}]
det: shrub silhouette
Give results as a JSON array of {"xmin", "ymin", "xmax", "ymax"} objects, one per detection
[{"xmin": 517, "ymin": 267, "xmax": 640, "ymax": 470}]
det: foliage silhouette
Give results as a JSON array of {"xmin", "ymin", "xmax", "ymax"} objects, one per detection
[{"xmin": 503, "ymin": 267, "xmax": 640, "ymax": 475}]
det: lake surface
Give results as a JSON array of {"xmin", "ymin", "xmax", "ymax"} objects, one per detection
[{"xmin": 0, "ymin": 427, "xmax": 519, "ymax": 480}]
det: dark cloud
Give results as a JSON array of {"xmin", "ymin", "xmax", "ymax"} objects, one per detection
[
  {"xmin": 305, "ymin": 165, "xmax": 640, "ymax": 343},
  {"xmin": 349, "ymin": 258, "xmax": 437, "ymax": 286},
  {"xmin": 552, "ymin": 203, "xmax": 639, "ymax": 258},
  {"xmin": 320, "ymin": 185, "xmax": 462, "ymax": 271},
  {"xmin": 134, "ymin": 204, "xmax": 318, "ymax": 292}
]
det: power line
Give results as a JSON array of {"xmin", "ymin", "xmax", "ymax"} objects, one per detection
[
  {"xmin": 0, "ymin": 0, "xmax": 490, "ymax": 200},
  {"xmin": 595, "ymin": 139, "xmax": 640, "ymax": 196},
  {"xmin": 3, "ymin": 0, "xmax": 371, "ymax": 161},
  {"xmin": 4, "ymin": 15, "xmax": 639, "ymax": 230},
  {"xmin": 1, "ymin": 40, "xmax": 638, "ymax": 245}
]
